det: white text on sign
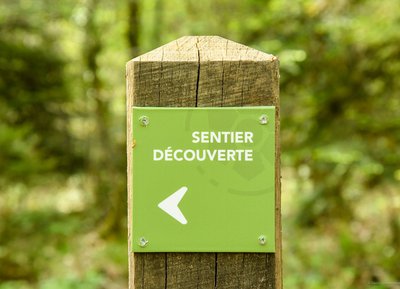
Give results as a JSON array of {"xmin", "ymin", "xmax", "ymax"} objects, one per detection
[{"xmin": 153, "ymin": 131, "xmax": 254, "ymax": 162}]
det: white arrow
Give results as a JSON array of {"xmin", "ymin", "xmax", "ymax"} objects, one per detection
[{"xmin": 158, "ymin": 186, "xmax": 188, "ymax": 225}]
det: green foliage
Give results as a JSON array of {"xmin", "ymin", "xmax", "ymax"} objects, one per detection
[
  {"xmin": 0, "ymin": 0, "xmax": 399, "ymax": 288},
  {"xmin": 39, "ymin": 271, "xmax": 104, "ymax": 289},
  {"xmin": 0, "ymin": 10, "xmax": 83, "ymax": 184}
]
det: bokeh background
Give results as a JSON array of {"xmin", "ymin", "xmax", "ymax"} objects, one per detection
[{"xmin": 1, "ymin": 0, "xmax": 399, "ymax": 288}]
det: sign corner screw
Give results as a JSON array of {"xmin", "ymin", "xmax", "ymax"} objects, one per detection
[
  {"xmin": 259, "ymin": 114, "xmax": 268, "ymax": 125},
  {"xmin": 258, "ymin": 235, "xmax": 266, "ymax": 245},
  {"xmin": 139, "ymin": 115, "xmax": 150, "ymax": 127},
  {"xmin": 139, "ymin": 237, "xmax": 148, "ymax": 248}
]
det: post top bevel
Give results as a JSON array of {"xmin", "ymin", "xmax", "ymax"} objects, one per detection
[{"xmin": 128, "ymin": 36, "xmax": 277, "ymax": 63}]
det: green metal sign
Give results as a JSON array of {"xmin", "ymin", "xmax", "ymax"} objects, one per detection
[{"xmin": 131, "ymin": 107, "xmax": 275, "ymax": 252}]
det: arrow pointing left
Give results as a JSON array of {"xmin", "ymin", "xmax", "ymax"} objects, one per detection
[{"xmin": 158, "ymin": 186, "xmax": 188, "ymax": 224}]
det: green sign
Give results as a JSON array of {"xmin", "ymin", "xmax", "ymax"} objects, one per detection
[{"xmin": 131, "ymin": 107, "xmax": 275, "ymax": 252}]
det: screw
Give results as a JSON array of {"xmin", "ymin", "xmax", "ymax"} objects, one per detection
[
  {"xmin": 258, "ymin": 235, "xmax": 266, "ymax": 245},
  {"xmin": 138, "ymin": 237, "xmax": 148, "ymax": 248},
  {"xmin": 139, "ymin": 116, "xmax": 150, "ymax": 127},
  {"xmin": 259, "ymin": 114, "xmax": 268, "ymax": 125}
]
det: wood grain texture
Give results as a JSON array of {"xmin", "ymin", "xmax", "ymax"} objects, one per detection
[{"xmin": 126, "ymin": 36, "xmax": 281, "ymax": 289}]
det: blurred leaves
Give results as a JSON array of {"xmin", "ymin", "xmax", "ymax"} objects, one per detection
[
  {"xmin": 0, "ymin": 0, "xmax": 399, "ymax": 288},
  {"xmin": 0, "ymin": 13, "xmax": 83, "ymax": 183}
]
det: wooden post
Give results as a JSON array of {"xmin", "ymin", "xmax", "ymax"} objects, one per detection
[{"xmin": 126, "ymin": 36, "xmax": 281, "ymax": 289}]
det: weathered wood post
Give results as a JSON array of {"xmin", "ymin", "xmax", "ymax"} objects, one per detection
[{"xmin": 126, "ymin": 36, "xmax": 281, "ymax": 289}]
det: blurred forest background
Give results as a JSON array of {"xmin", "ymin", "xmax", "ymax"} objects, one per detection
[{"xmin": 0, "ymin": 0, "xmax": 399, "ymax": 288}]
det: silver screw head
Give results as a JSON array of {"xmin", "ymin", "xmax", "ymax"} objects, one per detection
[
  {"xmin": 259, "ymin": 114, "xmax": 268, "ymax": 125},
  {"xmin": 258, "ymin": 235, "xmax": 266, "ymax": 245},
  {"xmin": 139, "ymin": 237, "xmax": 148, "ymax": 247},
  {"xmin": 139, "ymin": 116, "xmax": 150, "ymax": 127}
]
